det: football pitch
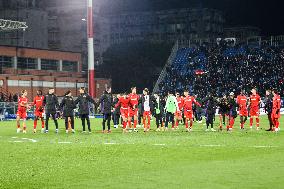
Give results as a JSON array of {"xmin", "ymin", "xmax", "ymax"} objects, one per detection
[{"xmin": 0, "ymin": 116, "xmax": 284, "ymax": 189}]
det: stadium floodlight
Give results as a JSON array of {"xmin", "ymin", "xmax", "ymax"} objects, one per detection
[
  {"xmin": 0, "ymin": 19, "xmax": 28, "ymax": 31},
  {"xmin": 87, "ymin": 0, "xmax": 95, "ymax": 98}
]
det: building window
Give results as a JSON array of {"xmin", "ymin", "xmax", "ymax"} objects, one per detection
[
  {"xmin": 77, "ymin": 83, "xmax": 87, "ymax": 88},
  {"xmin": 0, "ymin": 56, "xmax": 13, "ymax": 68},
  {"xmin": 62, "ymin": 61, "xmax": 78, "ymax": 72},
  {"xmin": 32, "ymin": 81, "xmax": 43, "ymax": 87},
  {"xmin": 42, "ymin": 81, "xmax": 54, "ymax": 88},
  {"xmin": 56, "ymin": 82, "xmax": 76, "ymax": 88},
  {"xmin": 17, "ymin": 57, "xmax": 37, "ymax": 69},
  {"xmin": 41, "ymin": 59, "xmax": 59, "ymax": 71}
]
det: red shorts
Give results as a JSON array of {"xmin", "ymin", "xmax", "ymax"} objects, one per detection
[
  {"xmin": 129, "ymin": 108, "xmax": 138, "ymax": 117},
  {"xmin": 184, "ymin": 109, "xmax": 193, "ymax": 119},
  {"xmin": 250, "ymin": 107, "xmax": 259, "ymax": 117},
  {"xmin": 271, "ymin": 109, "xmax": 281, "ymax": 119},
  {"xmin": 175, "ymin": 111, "xmax": 182, "ymax": 117},
  {"xmin": 143, "ymin": 111, "xmax": 151, "ymax": 117},
  {"xmin": 35, "ymin": 110, "xmax": 44, "ymax": 118},
  {"xmin": 239, "ymin": 108, "xmax": 248, "ymax": 116},
  {"xmin": 17, "ymin": 109, "xmax": 27, "ymax": 119},
  {"xmin": 120, "ymin": 108, "xmax": 129, "ymax": 118}
]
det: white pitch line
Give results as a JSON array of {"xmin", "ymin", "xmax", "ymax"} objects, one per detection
[
  {"xmin": 11, "ymin": 137, "xmax": 18, "ymax": 139},
  {"xmin": 58, "ymin": 142, "xmax": 72, "ymax": 144},
  {"xmin": 200, "ymin": 144, "xmax": 223, "ymax": 147},
  {"xmin": 104, "ymin": 142, "xmax": 117, "ymax": 145},
  {"xmin": 21, "ymin": 138, "xmax": 38, "ymax": 143},
  {"xmin": 251, "ymin": 145, "xmax": 278, "ymax": 148},
  {"xmin": 153, "ymin": 144, "xmax": 166, "ymax": 146}
]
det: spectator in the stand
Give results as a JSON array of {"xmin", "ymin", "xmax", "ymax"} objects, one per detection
[{"xmin": 159, "ymin": 42, "xmax": 284, "ymax": 98}]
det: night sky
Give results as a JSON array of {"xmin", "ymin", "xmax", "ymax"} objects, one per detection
[{"xmin": 103, "ymin": 0, "xmax": 284, "ymax": 36}]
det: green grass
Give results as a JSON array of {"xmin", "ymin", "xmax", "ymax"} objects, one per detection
[{"xmin": 0, "ymin": 116, "xmax": 284, "ymax": 189}]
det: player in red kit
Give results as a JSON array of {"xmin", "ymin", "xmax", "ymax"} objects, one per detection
[
  {"xmin": 174, "ymin": 92, "xmax": 184, "ymax": 130},
  {"xmin": 271, "ymin": 89, "xmax": 281, "ymax": 132},
  {"xmin": 236, "ymin": 90, "xmax": 248, "ymax": 130},
  {"xmin": 128, "ymin": 87, "xmax": 139, "ymax": 132},
  {"xmin": 249, "ymin": 88, "xmax": 261, "ymax": 130},
  {"xmin": 32, "ymin": 90, "xmax": 45, "ymax": 133},
  {"xmin": 115, "ymin": 93, "xmax": 130, "ymax": 133},
  {"xmin": 183, "ymin": 90, "xmax": 201, "ymax": 132},
  {"xmin": 16, "ymin": 90, "xmax": 30, "ymax": 133}
]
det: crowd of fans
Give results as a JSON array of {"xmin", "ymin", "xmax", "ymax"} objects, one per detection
[{"xmin": 158, "ymin": 41, "xmax": 284, "ymax": 97}]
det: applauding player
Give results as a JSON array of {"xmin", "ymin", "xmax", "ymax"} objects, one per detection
[
  {"xmin": 33, "ymin": 90, "xmax": 45, "ymax": 133},
  {"xmin": 237, "ymin": 90, "xmax": 248, "ymax": 130},
  {"xmin": 115, "ymin": 93, "xmax": 130, "ymax": 133},
  {"xmin": 183, "ymin": 90, "xmax": 201, "ymax": 132},
  {"xmin": 16, "ymin": 90, "xmax": 30, "ymax": 133},
  {"xmin": 249, "ymin": 88, "xmax": 261, "ymax": 130},
  {"xmin": 174, "ymin": 92, "xmax": 184, "ymax": 129},
  {"xmin": 271, "ymin": 89, "xmax": 281, "ymax": 132},
  {"xmin": 128, "ymin": 87, "xmax": 139, "ymax": 132}
]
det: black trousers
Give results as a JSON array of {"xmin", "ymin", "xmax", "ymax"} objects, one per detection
[
  {"xmin": 45, "ymin": 113, "xmax": 58, "ymax": 130},
  {"xmin": 65, "ymin": 116, "xmax": 74, "ymax": 130},
  {"xmin": 103, "ymin": 113, "xmax": 111, "ymax": 130},
  {"xmin": 267, "ymin": 113, "xmax": 273, "ymax": 129},
  {"xmin": 155, "ymin": 113, "xmax": 163, "ymax": 128},
  {"xmin": 206, "ymin": 112, "xmax": 215, "ymax": 129},
  {"xmin": 80, "ymin": 114, "xmax": 91, "ymax": 131},
  {"xmin": 113, "ymin": 113, "xmax": 120, "ymax": 125},
  {"xmin": 165, "ymin": 112, "xmax": 174, "ymax": 128}
]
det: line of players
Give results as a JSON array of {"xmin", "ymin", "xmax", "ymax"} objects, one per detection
[
  {"xmin": 104, "ymin": 87, "xmax": 281, "ymax": 133},
  {"xmin": 15, "ymin": 86, "xmax": 281, "ymax": 134},
  {"xmin": 16, "ymin": 87, "xmax": 95, "ymax": 134}
]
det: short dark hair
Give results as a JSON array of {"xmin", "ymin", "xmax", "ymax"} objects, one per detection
[
  {"xmin": 37, "ymin": 90, "xmax": 42, "ymax": 95},
  {"xmin": 143, "ymin": 88, "xmax": 149, "ymax": 94},
  {"xmin": 65, "ymin": 90, "xmax": 71, "ymax": 96}
]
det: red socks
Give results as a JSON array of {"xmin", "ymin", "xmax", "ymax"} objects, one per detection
[
  {"xmin": 185, "ymin": 121, "xmax": 188, "ymax": 128},
  {"xmin": 123, "ymin": 121, "xmax": 127, "ymax": 129},
  {"xmin": 256, "ymin": 118, "xmax": 259, "ymax": 127},
  {"xmin": 250, "ymin": 117, "xmax": 253, "ymax": 126}
]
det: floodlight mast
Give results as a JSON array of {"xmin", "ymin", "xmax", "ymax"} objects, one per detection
[
  {"xmin": 87, "ymin": 0, "xmax": 95, "ymax": 98},
  {"xmin": 0, "ymin": 19, "xmax": 28, "ymax": 31}
]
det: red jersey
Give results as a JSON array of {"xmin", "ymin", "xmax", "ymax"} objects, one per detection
[
  {"xmin": 237, "ymin": 95, "xmax": 247, "ymax": 108},
  {"xmin": 116, "ymin": 97, "xmax": 130, "ymax": 109},
  {"xmin": 250, "ymin": 94, "xmax": 261, "ymax": 108},
  {"xmin": 183, "ymin": 96, "xmax": 200, "ymax": 110},
  {"xmin": 33, "ymin": 95, "xmax": 44, "ymax": 109},
  {"xmin": 128, "ymin": 93, "xmax": 139, "ymax": 109},
  {"xmin": 18, "ymin": 96, "xmax": 28, "ymax": 110},
  {"xmin": 272, "ymin": 94, "xmax": 281, "ymax": 110},
  {"xmin": 176, "ymin": 97, "xmax": 184, "ymax": 110}
]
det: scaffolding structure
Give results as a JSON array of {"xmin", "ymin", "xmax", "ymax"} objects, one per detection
[{"xmin": 0, "ymin": 19, "xmax": 28, "ymax": 31}]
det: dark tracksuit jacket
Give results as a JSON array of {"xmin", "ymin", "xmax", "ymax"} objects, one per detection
[
  {"xmin": 43, "ymin": 94, "xmax": 59, "ymax": 115},
  {"xmin": 74, "ymin": 93, "xmax": 95, "ymax": 115}
]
